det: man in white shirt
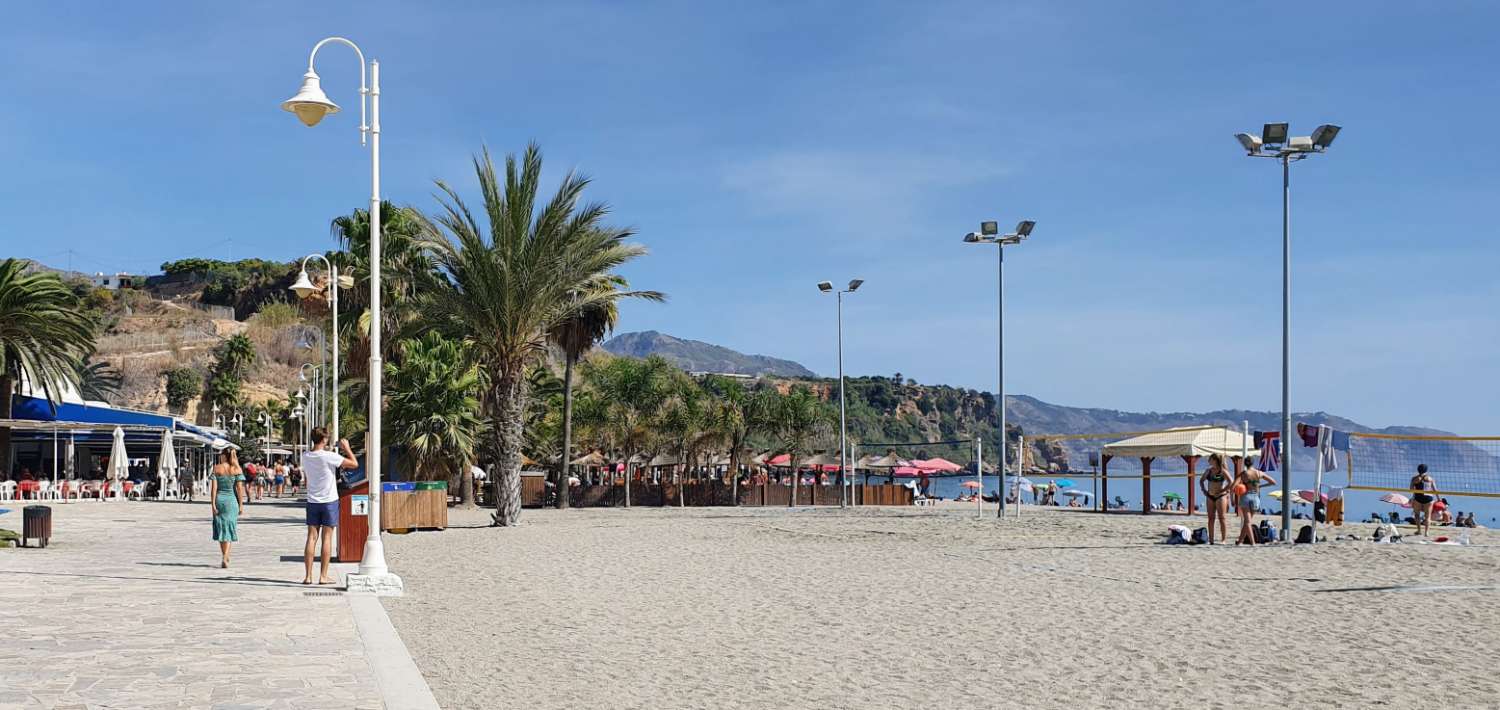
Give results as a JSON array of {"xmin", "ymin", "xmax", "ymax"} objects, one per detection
[{"xmin": 300, "ymin": 427, "xmax": 358, "ymax": 585}]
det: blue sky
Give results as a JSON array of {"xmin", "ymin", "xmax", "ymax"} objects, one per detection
[{"xmin": 2, "ymin": 2, "xmax": 1496, "ymax": 432}]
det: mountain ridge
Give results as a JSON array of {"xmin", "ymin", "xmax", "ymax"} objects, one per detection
[{"xmin": 601, "ymin": 330, "xmax": 816, "ymax": 378}]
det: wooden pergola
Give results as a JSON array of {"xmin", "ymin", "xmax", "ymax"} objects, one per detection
[{"xmin": 1099, "ymin": 426, "xmax": 1258, "ymax": 515}]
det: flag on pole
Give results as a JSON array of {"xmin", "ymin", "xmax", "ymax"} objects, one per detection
[{"xmin": 1258, "ymin": 432, "xmax": 1280, "ymax": 472}]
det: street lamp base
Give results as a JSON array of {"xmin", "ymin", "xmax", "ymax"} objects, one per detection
[{"xmin": 345, "ymin": 572, "xmax": 404, "ymax": 596}]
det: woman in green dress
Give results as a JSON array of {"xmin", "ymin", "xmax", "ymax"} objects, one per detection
[{"xmin": 209, "ymin": 448, "xmax": 246, "ymax": 568}]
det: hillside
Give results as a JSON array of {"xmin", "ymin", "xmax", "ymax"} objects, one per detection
[{"xmin": 602, "ymin": 331, "xmax": 816, "ymax": 378}]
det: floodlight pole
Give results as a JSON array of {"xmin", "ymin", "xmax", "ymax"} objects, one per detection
[
  {"xmin": 837, "ymin": 289, "xmax": 847, "ymax": 507},
  {"xmin": 1280, "ymin": 154, "xmax": 1292, "ymax": 540},
  {"xmin": 996, "ymin": 245, "xmax": 1006, "ymax": 519}
]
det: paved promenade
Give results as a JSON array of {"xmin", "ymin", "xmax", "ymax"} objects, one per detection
[{"xmin": 0, "ymin": 497, "xmax": 397, "ymax": 709}]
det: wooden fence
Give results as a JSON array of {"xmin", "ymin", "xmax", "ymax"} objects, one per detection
[{"xmin": 521, "ymin": 481, "xmax": 915, "ymax": 508}]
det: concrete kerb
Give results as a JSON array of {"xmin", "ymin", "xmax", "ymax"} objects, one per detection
[{"xmin": 348, "ymin": 594, "xmax": 441, "ymax": 710}]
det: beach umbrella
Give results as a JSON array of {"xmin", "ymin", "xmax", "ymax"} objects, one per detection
[
  {"xmin": 65, "ymin": 436, "xmax": 75, "ymax": 479},
  {"xmin": 1012, "ymin": 476, "xmax": 1034, "ymax": 493},
  {"xmin": 1380, "ymin": 492, "xmax": 1411, "ymax": 508},
  {"xmin": 800, "ymin": 453, "xmax": 842, "ymax": 470},
  {"xmin": 1162, "ymin": 492, "xmax": 1183, "ymax": 501},
  {"xmin": 1296, "ymin": 489, "xmax": 1327, "ymax": 504},
  {"xmin": 915, "ymin": 457, "xmax": 962, "ymax": 473},
  {"xmin": 960, "ymin": 480, "xmax": 982, "ymax": 489},
  {"xmin": 1054, "ymin": 479, "xmax": 1076, "ymax": 488},
  {"xmin": 863, "ymin": 453, "xmax": 910, "ymax": 469},
  {"xmin": 156, "ymin": 429, "xmax": 178, "ymax": 501},
  {"xmin": 1063, "ymin": 489, "xmax": 1092, "ymax": 499},
  {"xmin": 109, "ymin": 427, "xmax": 129, "ymax": 481}
]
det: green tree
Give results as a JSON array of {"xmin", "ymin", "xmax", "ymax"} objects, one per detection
[
  {"xmin": 702, "ymin": 376, "xmax": 775, "ymax": 504},
  {"xmin": 163, "ymin": 367, "xmax": 202, "ymax": 411},
  {"xmin": 386, "ymin": 333, "xmax": 484, "ymax": 491},
  {"xmin": 769, "ymin": 385, "xmax": 829, "ymax": 506},
  {"xmin": 580, "ymin": 354, "xmax": 673, "ymax": 507},
  {"xmin": 0, "ymin": 259, "xmax": 96, "ymax": 469},
  {"xmin": 546, "ymin": 274, "xmax": 662, "ymax": 508},
  {"xmin": 216, "ymin": 334, "xmax": 256, "ymax": 379},
  {"xmin": 415, "ymin": 144, "xmax": 653, "ymax": 526}
]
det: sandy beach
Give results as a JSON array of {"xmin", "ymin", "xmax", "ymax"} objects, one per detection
[{"xmin": 381, "ymin": 503, "xmax": 1500, "ymax": 709}]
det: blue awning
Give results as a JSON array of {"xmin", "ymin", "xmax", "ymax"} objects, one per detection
[{"xmin": 11, "ymin": 395, "xmax": 176, "ymax": 429}]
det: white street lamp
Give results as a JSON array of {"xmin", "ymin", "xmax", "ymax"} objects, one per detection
[
  {"xmin": 963, "ymin": 219, "xmax": 1036, "ymax": 519},
  {"xmin": 292, "ymin": 255, "xmax": 342, "ymax": 441},
  {"xmin": 282, "ymin": 36, "xmax": 400, "ymax": 595},
  {"xmin": 818, "ymin": 279, "xmax": 862, "ymax": 507},
  {"xmin": 1235, "ymin": 121, "xmax": 1340, "ymax": 540}
]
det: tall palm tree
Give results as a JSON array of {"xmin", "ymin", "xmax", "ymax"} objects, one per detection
[
  {"xmin": 771, "ymin": 385, "xmax": 827, "ymax": 507},
  {"xmin": 583, "ymin": 354, "xmax": 673, "ymax": 507},
  {"xmin": 416, "ymin": 144, "xmax": 654, "ymax": 526},
  {"xmin": 0, "ymin": 259, "xmax": 96, "ymax": 470},
  {"xmin": 547, "ymin": 274, "xmax": 662, "ymax": 509},
  {"xmin": 385, "ymin": 333, "xmax": 484, "ymax": 488}
]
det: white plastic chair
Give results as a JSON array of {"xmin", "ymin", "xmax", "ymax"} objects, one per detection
[
  {"xmin": 60, "ymin": 481, "xmax": 80, "ymax": 502},
  {"xmin": 36, "ymin": 480, "xmax": 53, "ymax": 501},
  {"xmin": 127, "ymin": 482, "xmax": 148, "ymax": 501},
  {"xmin": 105, "ymin": 481, "xmax": 124, "ymax": 501},
  {"xmin": 0, "ymin": 481, "xmax": 14, "ymax": 501}
]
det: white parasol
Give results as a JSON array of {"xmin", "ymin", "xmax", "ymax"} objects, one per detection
[{"xmin": 156, "ymin": 429, "xmax": 178, "ymax": 501}]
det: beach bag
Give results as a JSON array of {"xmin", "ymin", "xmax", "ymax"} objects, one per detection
[
  {"xmin": 1295, "ymin": 524, "xmax": 1314, "ymax": 544},
  {"xmin": 1166, "ymin": 525, "xmax": 1191, "ymax": 544},
  {"xmin": 1190, "ymin": 527, "xmax": 1208, "ymax": 545},
  {"xmin": 1255, "ymin": 520, "xmax": 1270, "ymax": 543}
]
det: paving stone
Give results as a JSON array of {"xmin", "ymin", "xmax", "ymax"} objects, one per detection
[{"xmin": 0, "ymin": 502, "xmax": 384, "ymax": 709}]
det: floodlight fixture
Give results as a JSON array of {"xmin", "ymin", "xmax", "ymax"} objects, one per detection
[
  {"xmin": 817, "ymin": 281, "xmax": 833, "ymax": 292},
  {"xmin": 980, "ymin": 221, "xmax": 999, "ymax": 236},
  {"xmin": 1235, "ymin": 133, "xmax": 1262, "ymax": 154},
  {"xmin": 1311, "ymin": 124, "xmax": 1340, "ymax": 149},
  {"xmin": 963, "ymin": 232, "xmax": 983, "ymax": 243},
  {"xmin": 847, "ymin": 279, "xmax": 864, "ymax": 292},
  {"xmin": 1014, "ymin": 220, "xmax": 1036, "ymax": 238},
  {"xmin": 1262, "ymin": 122, "xmax": 1289, "ymax": 146}
]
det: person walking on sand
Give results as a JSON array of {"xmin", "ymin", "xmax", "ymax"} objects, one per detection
[
  {"xmin": 301, "ymin": 428, "xmax": 358, "ymax": 585},
  {"xmin": 1410, "ymin": 464, "xmax": 1438, "ymax": 536},
  {"xmin": 1234, "ymin": 462, "xmax": 1276, "ymax": 545},
  {"xmin": 1198, "ymin": 454, "xmax": 1233, "ymax": 544},
  {"xmin": 209, "ymin": 448, "xmax": 247, "ymax": 568}
]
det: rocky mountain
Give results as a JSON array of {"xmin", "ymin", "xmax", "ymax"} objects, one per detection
[{"xmin": 602, "ymin": 331, "xmax": 816, "ymax": 378}]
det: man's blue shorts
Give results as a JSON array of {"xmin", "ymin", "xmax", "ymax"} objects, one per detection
[{"xmin": 306, "ymin": 501, "xmax": 339, "ymax": 528}]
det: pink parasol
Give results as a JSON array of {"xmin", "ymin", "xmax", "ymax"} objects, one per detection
[
  {"xmin": 1379, "ymin": 492, "xmax": 1411, "ymax": 508},
  {"xmin": 1296, "ymin": 489, "xmax": 1328, "ymax": 504},
  {"xmin": 913, "ymin": 457, "xmax": 963, "ymax": 473},
  {"xmin": 960, "ymin": 480, "xmax": 982, "ymax": 489}
]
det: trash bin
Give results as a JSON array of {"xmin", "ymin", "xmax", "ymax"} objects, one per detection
[{"xmin": 22, "ymin": 505, "xmax": 52, "ymax": 548}]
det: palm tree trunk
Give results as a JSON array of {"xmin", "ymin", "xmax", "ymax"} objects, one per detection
[
  {"xmin": 558, "ymin": 355, "xmax": 575, "ymax": 510},
  {"xmin": 730, "ymin": 442, "xmax": 739, "ymax": 507},
  {"xmin": 459, "ymin": 460, "xmax": 477, "ymax": 509},
  {"xmin": 789, "ymin": 448, "xmax": 798, "ymax": 507},
  {"xmin": 492, "ymin": 371, "xmax": 525, "ymax": 526},
  {"xmin": 0, "ymin": 375, "xmax": 13, "ymax": 477}
]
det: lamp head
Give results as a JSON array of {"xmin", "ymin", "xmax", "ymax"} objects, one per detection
[
  {"xmin": 1235, "ymin": 132, "xmax": 1262, "ymax": 154},
  {"xmin": 289, "ymin": 269, "xmax": 319, "ymax": 299},
  {"xmin": 847, "ymin": 279, "xmax": 864, "ymax": 292},
  {"xmin": 817, "ymin": 281, "xmax": 833, "ymax": 293},
  {"xmin": 281, "ymin": 69, "xmax": 341, "ymax": 127},
  {"xmin": 296, "ymin": 388, "xmax": 306, "ymax": 401},
  {"xmin": 963, "ymin": 232, "xmax": 983, "ymax": 243},
  {"xmin": 1311, "ymin": 124, "xmax": 1341, "ymax": 149},
  {"xmin": 980, "ymin": 221, "xmax": 999, "ymax": 236},
  {"xmin": 1014, "ymin": 220, "xmax": 1036, "ymax": 238},
  {"xmin": 1261, "ymin": 122, "xmax": 1289, "ymax": 146}
]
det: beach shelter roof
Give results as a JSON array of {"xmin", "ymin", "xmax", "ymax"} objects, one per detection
[
  {"xmin": 862, "ymin": 453, "xmax": 910, "ymax": 469},
  {"xmin": 1101, "ymin": 426, "xmax": 1256, "ymax": 460},
  {"xmin": 648, "ymin": 453, "xmax": 679, "ymax": 468},
  {"xmin": 766, "ymin": 453, "xmax": 792, "ymax": 467},
  {"xmin": 570, "ymin": 451, "xmax": 606, "ymax": 466},
  {"xmin": 800, "ymin": 453, "xmax": 842, "ymax": 469},
  {"xmin": 750, "ymin": 452, "xmax": 770, "ymax": 466}
]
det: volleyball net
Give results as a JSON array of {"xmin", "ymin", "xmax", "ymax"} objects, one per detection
[{"xmin": 1345, "ymin": 432, "xmax": 1500, "ymax": 499}]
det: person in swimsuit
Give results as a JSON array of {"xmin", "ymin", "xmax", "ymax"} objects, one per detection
[
  {"xmin": 1234, "ymin": 463, "xmax": 1276, "ymax": 545},
  {"xmin": 1410, "ymin": 464, "xmax": 1438, "ymax": 536},
  {"xmin": 209, "ymin": 448, "xmax": 247, "ymax": 568},
  {"xmin": 1198, "ymin": 454, "xmax": 1233, "ymax": 544}
]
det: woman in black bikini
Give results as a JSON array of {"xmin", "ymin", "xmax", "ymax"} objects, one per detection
[
  {"xmin": 1198, "ymin": 454, "xmax": 1232, "ymax": 544},
  {"xmin": 1410, "ymin": 464, "xmax": 1438, "ymax": 536}
]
